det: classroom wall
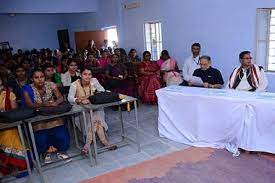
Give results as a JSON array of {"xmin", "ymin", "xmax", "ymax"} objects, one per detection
[
  {"xmin": 0, "ymin": 0, "xmax": 98, "ymax": 13},
  {"xmin": 0, "ymin": 14, "xmax": 67, "ymax": 51},
  {"xmin": 63, "ymin": 0, "xmax": 121, "ymax": 50}
]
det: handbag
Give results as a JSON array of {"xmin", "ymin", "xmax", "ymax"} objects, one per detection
[
  {"xmin": 88, "ymin": 91, "xmax": 120, "ymax": 104},
  {"xmin": 0, "ymin": 108, "xmax": 36, "ymax": 123},
  {"xmin": 37, "ymin": 102, "xmax": 72, "ymax": 116}
]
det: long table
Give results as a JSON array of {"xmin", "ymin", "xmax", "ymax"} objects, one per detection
[
  {"xmin": 23, "ymin": 104, "xmax": 87, "ymax": 183},
  {"xmin": 156, "ymin": 86, "xmax": 275, "ymax": 154},
  {"xmin": 23, "ymin": 96, "xmax": 140, "ymax": 182},
  {"xmin": 81, "ymin": 95, "xmax": 140, "ymax": 164}
]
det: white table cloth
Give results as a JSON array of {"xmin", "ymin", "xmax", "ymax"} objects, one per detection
[{"xmin": 156, "ymin": 86, "xmax": 275, "ymax": 154}]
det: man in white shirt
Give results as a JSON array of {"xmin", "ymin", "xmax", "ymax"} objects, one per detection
[
  {"xmin": 182, "ymin": 43, "xmax": 201, "ymax": 81},
  {"xmin": 101, "ymin": 39, "xmax": 109, "ymax": 51},
  {"xmin": 227, "ymin": 51, "xmax": 268, "ymax": 92}
]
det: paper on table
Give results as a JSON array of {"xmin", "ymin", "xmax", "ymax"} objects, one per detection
[{"xmin": 189, "ymin": 76, "xmax": 204, "ymax": 86}]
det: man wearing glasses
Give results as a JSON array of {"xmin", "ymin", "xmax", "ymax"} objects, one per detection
[{"xmin": 227, "ymin": 51, "xmax": 268, "ymax": 92}]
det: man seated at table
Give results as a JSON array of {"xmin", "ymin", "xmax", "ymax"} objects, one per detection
[
  {"xmin": 227, "ymin": 51, "xmax": 268, "ymax": 92},
  {"xmin": 190, "ymin": 55, "xmax": 224, "ymax": 88}
]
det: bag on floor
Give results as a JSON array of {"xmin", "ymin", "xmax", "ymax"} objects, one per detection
[
  {"xmin": 37, "ymin": 102, "xmax": 72, "ymax": 116},
  {"xmin": 89, "ymin": 91, "xmax": 120, "ymax": 104}
]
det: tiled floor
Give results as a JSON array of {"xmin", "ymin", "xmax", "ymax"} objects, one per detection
[{"xmin": 8, "ymin": 103, "xmax": 189, "ymax": 183}]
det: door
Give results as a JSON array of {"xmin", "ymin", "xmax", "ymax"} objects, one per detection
[
  {"xmin": 74, "ymin": 30, "xmax": 107, "ymax": 51},
  {"xmin": 57, "ymin": 29, "xmax": 70, "ymax": 51}
]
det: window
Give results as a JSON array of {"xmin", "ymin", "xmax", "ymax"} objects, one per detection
[
  {"xmin": 268, "ymin": 10, "xmax": 275, "ymax": 71},
  {"xmin": 256, "ymin": 9, "xmax": 275, "ymax": 71},
  {"xmin": 103, "ymin": 26, "xmax": 118, "ymax": 48},
  {"xmin": 144, "ymin": 22, "xmax": 163, "ymax": 60}
]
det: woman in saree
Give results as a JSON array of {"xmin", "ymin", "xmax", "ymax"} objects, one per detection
[
  {"xmin": 68, "ymin": 68, "xmax": 117, "ymax": 153},
  {"xmin": 105, "ymin": 54, "xmax": 135, "ymax": 97},
  {"xmin": 157, "ymin": 50, "xmax": 183, "ymax": 86},
  {"xmin": 138, "ymin": 51, "xmax": 161, "ymax": 104},
  {"xmin": 125, "ymin": 49, "xmax": 140, "ymax": 96},
  {"xmin": 22, "ymin": 69, "xmax": 70, "ymax": 164},
  {"xmin": 98, "ymin": 50, "xmax": 110, "ymax": 68},
  {"xmin": 85, "ymin": 54, "xmax": 105, "ymax": 85},
  {"xmin": 128, "ymin": 49, "xmax": 141, "ymax": 62},
  {"xmin": 0, "ymin": 73, "xmax": 29, "ymax": 177}
]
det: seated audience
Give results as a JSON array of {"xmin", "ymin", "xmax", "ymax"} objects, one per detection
[
  {"xmin": 61, "ymin": 42, "xmax": 73, "ymax": 56},
  {"xmin": 138, "ymin": 51, "xmax": 161, "ymax": 104},
  {"xmin": 86, "ymin": 40, "xmax": 100, "ymax": 58},
  {"xmin": 0, "ymin": 73, "xmax": 29, "ymax": 177},
  {"xmin": 61, "ymin": 59, "xmax": 80, "ymax": 87},
  {"xmin": 112, "ymin": 41, "xmax": 118, "ymax": 51},
  {"xmin": 105, "ymin": 54, "xmax": 135, "ymax": 96},
  {"xmin": 43, "ymin": 63, "xmax": 63, "ymax": 88},
  {"xmin": 182, "ymin": 43, "xmax": 201, "ymax": 81},
  {"xmin": 7, "ymin": 65, "xmax": 31, "ymax": 104},
  {"xmin": 101, "ymin": 39, "xmax": 109, "ymax": 53},
  {"xmin": 125, "ymin": 49, "xmax": 140, "ymax": 96},
  {"xmin": 21, "ymin": 59, "xmax": 32, "ymax": 79},
  {"xmin": 5, "ymin": 59, "xmax": 17, "ymax": 79},
  {"xmin": 114, "ymin": 48, "xmax": 120, "ymax": 57},
  {"xmin": 60, "ymin": 56, "xmax": 69, "ymax": 73},
  {"xmin": 86, "ymin": 40, "xmax": 94, "ymax": 52},
  {"xmin": 75, "ymin": 54, "xmax": 85, "ymax": 71},
  {"xmin": 227, "ymin": 51, "xmax": 268, "ymax": 92},
  {"xmin": 128, "ymin": 49, "xmax": 141, "ymax": 62},
  {"xmin": 157, "ymin": 50, "xmax": 182, "ymax": 86},
  {"xmin": 192, "ymin": 55, "xmax": 224, "ymax": 88},
  {"xmin": 68, "ymin": 68, "xmax": 117, "ymax": 153},
  {"xmin": 86, "ymin": 40, "xmax": 95, "ymax": 53},
  {"xmin": 22, "ymin": 69, "xmax": 70, "ymax": 164},
  {"xmin": 85, "ymin": 54, "xmax": 105, "ymax": 84},
  {"xmin": 84, "ymin": 54, "xmax": 99, "ymax": 68},
  {"xmin": 119, "ymin": 48, "xmax": 128, "ymax": 63},
  {"xmin": 113, "ymin": 48, "xmax": 128, "ymax": 63},
  {"xmin": 52, "ymin": 49, "xmax": 63, "ymax": 73},
  {"xmin": 98, "ymin": 50, "xmax": 110, "ymax": 68}
]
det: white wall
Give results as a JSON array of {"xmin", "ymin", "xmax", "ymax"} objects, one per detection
[
  {"xmin": 64, "ymin": 0, "xmax": 121, "ymax": 50},
  {"xmin": 0, "ymin": 0, "xmax": 98, "ymax": 13},
  {"xmin": 0, "ymin": 0, "xmax": 120, "ymax": 52},
  {"xmin": 0, "ymin": 14, "xmax": 67, "ymax": 51},
  {"xmin": 0, "ymin": 0, "xmax": 99, "ymax": 51}
]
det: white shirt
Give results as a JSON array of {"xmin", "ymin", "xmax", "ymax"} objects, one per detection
[
  {"xmin": 67, "ymin": 78, "xmax": 105, "ymax": 103},
  {"xmin": 235, "ymin": 69, "xmax": 252, "ymax": 91},
  {"xmin": 182, "ymin": 55, "xmax": 200, "ymax": 81},
  {"xmin": 68, "ymin": 78, "xmax": 108, "ymax": 131},
  {"xmin": 61, "ymin": 71, "xmax": 80, "ymax": 87},
  {"xmin": 101, "ymin": 45, "xmax": 108, "ymax": 50}
]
